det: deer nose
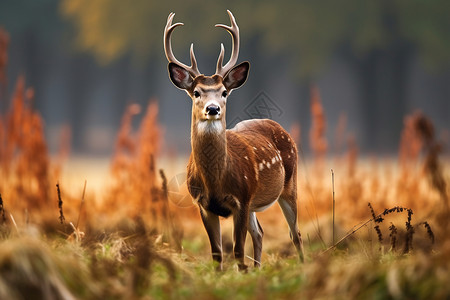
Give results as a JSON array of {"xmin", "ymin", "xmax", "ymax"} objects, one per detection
[{"xmin": 206, "ymin": 105, "xmax": 220, "ymax": 115}]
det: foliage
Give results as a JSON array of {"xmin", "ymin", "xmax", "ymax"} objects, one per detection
[
  {"xmin": 1, "ymin": 70, "xmax": 449, "ymax": 299},
  {"xmin": 0, "ymin": 22, "xmax": 450, "ymax": 299},
  {"xmin": 0, "ymin": 227, "xmax": 450, "ymax": 299},
  {"xmin": 60, "ymin": 0, "xmax": 450, "ymax": 74}
]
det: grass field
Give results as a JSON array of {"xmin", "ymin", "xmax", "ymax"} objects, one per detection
[{"xmin": 1, "ymin": 58, "xmax": 450, "ymax": 299}]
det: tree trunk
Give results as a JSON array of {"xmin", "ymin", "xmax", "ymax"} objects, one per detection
[{"xmin": 354, "ymin": 42, "xmax": 412, "ymax": 153}]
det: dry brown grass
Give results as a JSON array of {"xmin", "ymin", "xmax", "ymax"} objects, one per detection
[
  {"xmin": 0, "ymin": 76, "xmax": 52, "ymax": 215},
  {"xmin": 104, "ymin": 100, "xmax": 183, "ymax": 250},
  {"xmin": 0, "ymin": 28, "xmax": 449, "ymax": 300}
]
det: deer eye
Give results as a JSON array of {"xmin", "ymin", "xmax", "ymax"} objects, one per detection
[
  {"xmin": 222, "ymin": 90, "xmax": 228, "ymax": 98},
  {"xmin": 194, "ymin": 91, "xmax": 200, "ymax": 98}
]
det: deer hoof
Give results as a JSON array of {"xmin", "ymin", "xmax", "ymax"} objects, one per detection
[{"xmin": 238, "ymin": 263, "xmax": 248, "ymax": 272}]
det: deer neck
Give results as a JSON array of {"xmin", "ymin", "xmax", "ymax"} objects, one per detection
[{"xmin": 191, "ymin": 116, "xmax": 228, "ymax": 191}]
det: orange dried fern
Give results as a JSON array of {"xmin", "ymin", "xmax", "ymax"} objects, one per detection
[
  {"xmin": 309, "ymin": 85, "xmax": 328, "ymax": 167},
  {"xmin": 0, "ymin": 77, "xmax": 50, "ymax": 209}
]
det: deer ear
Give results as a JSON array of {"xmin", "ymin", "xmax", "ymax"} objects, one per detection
[
  {"xmin": 168, "ymin": 62, "xmax": 194, "ymax": 90},
  {"xmin": 223, "ymin": 61, "xmax": 250, "ymax": 90}
]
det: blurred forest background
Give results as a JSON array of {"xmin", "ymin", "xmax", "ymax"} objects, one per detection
[{"xmin": 0, "ymin": 0, "xmax": 449, "ymax": 156}]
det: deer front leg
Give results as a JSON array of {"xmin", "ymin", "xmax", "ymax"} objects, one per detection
[
  {"xmin": 233, "ymin": 207, "xmax": 249, "ymax": 271},
  {"xmin": 199, "ymin": 206, "xmax": 223, "ymax": 270}
]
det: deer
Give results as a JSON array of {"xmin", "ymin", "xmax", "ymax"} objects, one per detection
[{"xmin": 164, "ymin": 10, "xmax": 304, "ymax": 270}]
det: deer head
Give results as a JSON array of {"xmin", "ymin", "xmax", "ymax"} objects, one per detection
[{"xmin": 164, "ymin": 10, "xmax": 249, "ymax": 133}]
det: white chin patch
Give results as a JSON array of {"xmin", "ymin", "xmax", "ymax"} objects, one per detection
[{"xmin": 197, "ymin": 120, "xmax": 223, "ymax": 134}]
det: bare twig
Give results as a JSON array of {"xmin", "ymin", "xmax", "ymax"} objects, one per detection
[{"xmin": 323, "ymin": 217, "xmax": 374, "ymax": 254}]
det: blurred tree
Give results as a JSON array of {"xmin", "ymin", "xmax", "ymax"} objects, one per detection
[
  {"xmin": 58, "ymin": 0, "xmax": 450, "ymax": 150},
  {"xmin": 0, "ymin": 0, "xmax": 65, "ymax": 112},
  {"xmin": 60, "ymin": 0, "xmax": 450, "ymax": 72}
]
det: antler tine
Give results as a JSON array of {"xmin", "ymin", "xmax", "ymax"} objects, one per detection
[
  {"xmin": 216, "ymin": 43, "xmax": 225, "ymax": 75},
  {"xmin": 164, "ymin": 13, "xmax": 201, "ymax": 77},
  {"xmin": 215, "ymin": 10, "xmax": 240, "ymax": 77}
]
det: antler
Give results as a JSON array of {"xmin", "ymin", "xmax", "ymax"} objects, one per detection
[
  {"xmin": 215, "ymin": 10, "xmax": 240, "ymax": 78},
  {"xmin": 164, "ymin": 12, "xmax": 201, "ymax": 78}
]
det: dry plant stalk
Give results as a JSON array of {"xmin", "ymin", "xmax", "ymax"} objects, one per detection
[
  {"xmin": 56, "ymin": 183, "xmax": 65, "ymax": 224},
  {"xmin": 331, "ymin": 169, "xmax": 335, "ymax": 245},
  {"xmin": 368, "ymin": 203, "xmax": 383, "ymax": 246},
  {"xmin": 107, "ymin": 101, "xmax": 183, "ymax": 249},
  {"xmin": 403, "ymin": 208, "xmax": 415, "ymax": 253},
  {"xmin": 398, "ymin": 112, "xmax": 424, "ymax": 170},
  {"xmin": 389, "ymin": 223, "xmax": 397, "ymax": 251},
  {"xmin": 309, "ymin": 85, "xmax": 328, "ymax": 166},
  {"xmin": 0, "ymin": 75, "xmax": 51, "ymax": 209},
  {"xmin": 421, "ymin": 221, "xmax": 435, "ymax": 244},
  {"xmin": 109, "ymin": 102, "xmax": 160, "ymax": 214},
  {"xmin": 326, "ymin": 204, "xmax": 434, "ymax": 254},
  {"xmin": 0, "ymin": 193, "xmax": 6, "ymax": 224},
  {"xmin": 110, "ymin": 103, "xmax": 141, "ymax": 177},
  {"xmin": 398, "ymin": 111, "xmax": 449, "ymax": 216}
]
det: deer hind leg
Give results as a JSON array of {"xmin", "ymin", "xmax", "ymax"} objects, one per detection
[
  {"xmin": 248, "ymin": 212, "xmax": 264, "ymax": 267},
  {"xmin": 199, "ymin": 207, "xmax": 223, "ymax": 270},
  {"xmin": 278, "ymin": 197, "xmax": 305, "ymax": 262}
]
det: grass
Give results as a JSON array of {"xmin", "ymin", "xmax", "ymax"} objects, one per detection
[
  {"xmin": 1, "ymin": 28, "xmax": 450, "ymax": 299},
  {"xmin": 1, "ymin": 229, "xmax": 449, "ymax": 299}
]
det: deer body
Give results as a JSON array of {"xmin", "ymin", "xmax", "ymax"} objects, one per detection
[
  {"xmin": 164, "ymin": 11, "xmax": 304, "ymax": 270},
  {"xmin": 190, "ymin": 119, "xmax": 295, "ymax": 214}
]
